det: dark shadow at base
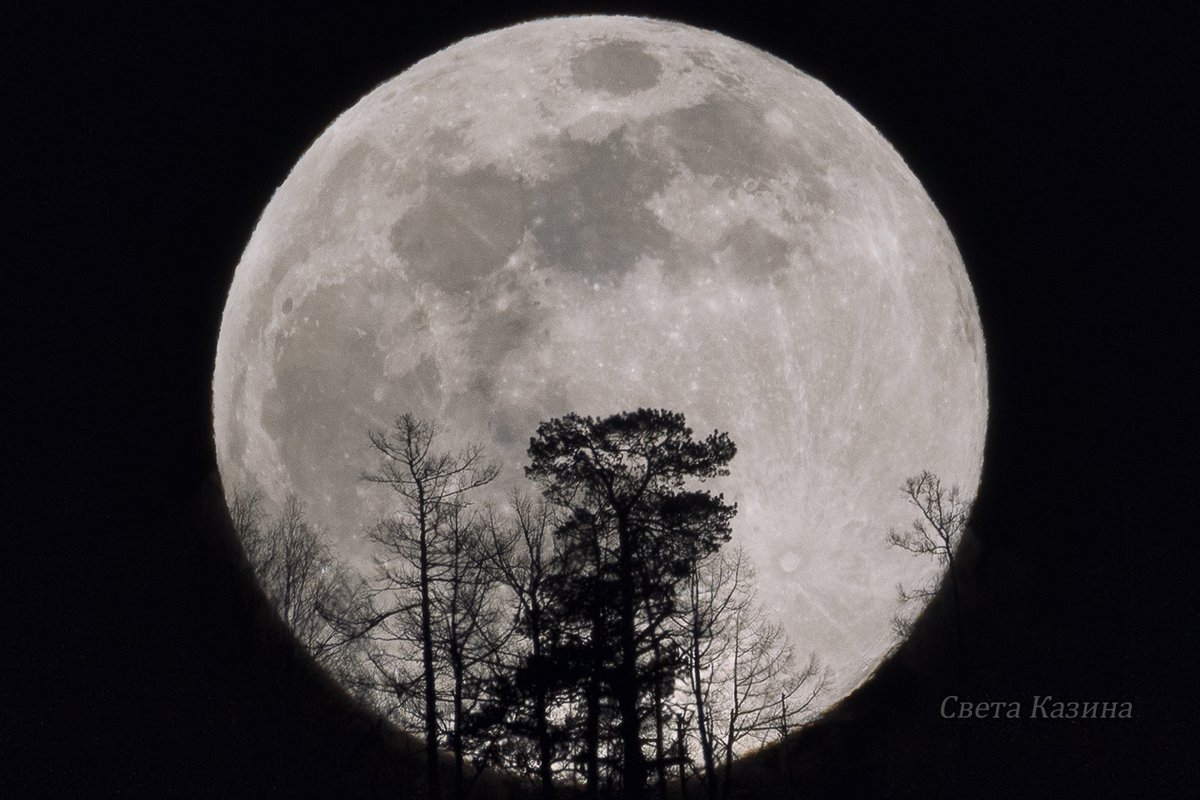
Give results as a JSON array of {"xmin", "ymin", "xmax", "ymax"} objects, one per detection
[{"xmin": 7, "ymin": 477, "xmax": 1174, "ymax": 800}]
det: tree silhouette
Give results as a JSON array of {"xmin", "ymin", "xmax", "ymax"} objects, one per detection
[
  {"xmin": 229, "ymin": 489, "xmax": 371, "ymax": 691},
  {"xmin": 550, "ymin": 508, "xmax": 623, "ymax": 798},
  {"xmin": 677, "ymin": 545, "xmax": 826, "ymax": 799},
  {"xmin": 230, "ymin": 409, "xmax": 832, "ymax": 798},
  {"xmin": 436, "ymin": 502, "xmax": 508, "ymax": 798},
  {"xmin": 525, "ymin": 409, "xmax": 737, "ymax": 799},
  {"xmin": 360, "ymin": 414, "xmax": 500, "ymax": 800},
  {"xmin": 887, "ymin": 471, "xmax": 971, "ymax": 651},
  {"xmin": 475, "ymin": 493, "xmax": 566, "ymax": 800}
]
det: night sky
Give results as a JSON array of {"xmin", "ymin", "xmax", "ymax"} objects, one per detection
[{"xmin": 6, "ymin": 2, "xmax": 1195, "ymax": 797}]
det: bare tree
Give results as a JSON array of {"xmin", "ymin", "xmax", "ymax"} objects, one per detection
[
  {"xmin": 477, "ymin": 493, "xmax": 564, "ymax": 800},
  {"xmin": 679, "ymin": 543, "xmax": 737, "ymax": 798},
  {"xmin": 228, "ymin": 488, "xmax": 372, "ymax": 692},
  {"xmin": 677, "ymin": 545, "xmax": 827, "ymax": 800},
  {"xmin": 229, "ymin": 488, "xmax": 268, "ymax": 567},
  {"xmin": 887, "ymin": 471, "xmax": 972, "ymax": 647},
  {"xmin": 434, "ymin": 502, "xmax": 508, "ymax": 798},
  {"xmin": 361, "ymin": 414, "xmax": 499, "ymax": 800},
  {"xmin": 229, "ymin": 406, "xmax": 833, "ymax": 800}
]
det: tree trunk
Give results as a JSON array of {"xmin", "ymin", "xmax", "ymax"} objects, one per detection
[
  {"xmin": 450, "ymin": 529, "xmax": 466, "ymax": 800},
  {"xmin": 616, "ymin": 515, "xmax": 645, "ymax": 800},
  {"xmin": 676, "ymin": 715, "xmax": 689, "ymax": 800},
  {"xmin": 688, "ymin": 578, "xmax": 717, "ymax": 800},
  {"xmin": 585, "ymin": 677, "xmax": 601, "ymax": 800},
  {"xmin": 453, "ymin": 652, "xmax": 465, "ymax": 800},
  {"xmin": 584, "ymin": 535, "xmax": 604, "ymax": 800},
  {"xmin": 652, "ymin": 640, "xmax": 668, "ymax": 800},
  {"xmin": 535, "ymin": 684, "xmax": 554, "ymax": 800},
  {"xmin": 530, "ymin": 610, "xmax": 555, "ymax": 800},
  {"xmin": 720, "ymin": 718, "xmax": 735, "ymax": 800},
  {"xmin": 777, "ymin": 695, "xmax": 791, "ymax": 788},
  {"xmin": 419, "ymin": 509, "xmax": 441, "ymax": 800}
]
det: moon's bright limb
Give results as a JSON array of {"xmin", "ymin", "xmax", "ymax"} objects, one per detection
[{"xmin": 213, "ymin": 16, "xmax": 987, "ymax": 714}]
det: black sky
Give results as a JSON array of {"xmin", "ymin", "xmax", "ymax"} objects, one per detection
[{"xmin": 5, "ymin": 2, "xmax": 1197, "ymax": 797}]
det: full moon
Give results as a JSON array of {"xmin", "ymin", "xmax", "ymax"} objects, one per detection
[{"xmin": 213, "ymin": 16, "xmax": 987, "ymax": 714}]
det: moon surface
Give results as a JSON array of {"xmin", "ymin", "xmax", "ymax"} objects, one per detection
[{"xmin": 213, "ymin": 16, "xmax": 987, "ymax": 714}]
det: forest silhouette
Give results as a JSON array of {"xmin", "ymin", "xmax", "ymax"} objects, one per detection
[{"xmin": 232, "ymin": 408, "xmax": 967, "ymax": 800}]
